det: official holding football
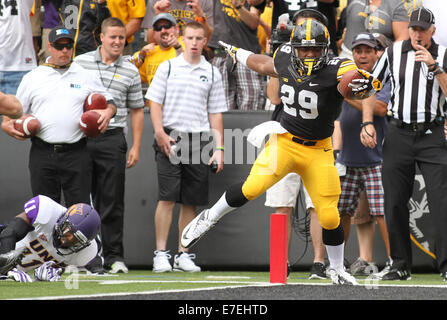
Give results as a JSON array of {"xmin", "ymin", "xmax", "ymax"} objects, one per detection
[
  {"xmin": 1, "ymin": 26, "xmax": 116, "ymax": 207},
  {"xmin": 74, "ymin": 18, "xmax": 144, "ymax": 274},
  {"xmin": 361, "ymin": 7, "xmax": 447, "ymax": 281}
]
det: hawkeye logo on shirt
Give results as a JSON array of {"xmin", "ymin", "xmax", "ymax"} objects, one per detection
[{"xmin": 70, "ymin": 83, "xmax": 81, "ymax": 89}]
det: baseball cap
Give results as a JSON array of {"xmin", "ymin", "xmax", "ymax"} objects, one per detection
[
  {"xmin": 152, "ymin": 13, "xmax": 177, "ymax": 27},
  {"xmin": 409, "ymin": 7, "xmax": 435, "ymax": 30},
  {"xmin": 373, "ymin": 33, "xmax": 392, "ymax": 50},
  {"xmin": 352, "ymin": 32, "xmax": 377, "ymax": 49},
  {"xmin": 49, "ymin": 26, "xmax": 74, "ymax": 43}
]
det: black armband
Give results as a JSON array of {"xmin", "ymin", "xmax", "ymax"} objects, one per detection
[
  {"xmin": 333, "ymin": 150, "xmax": 340, "ymax": 160},
  {"xmin": 0, "ymin": 217, "xmax": 33, "ymax": 254}
]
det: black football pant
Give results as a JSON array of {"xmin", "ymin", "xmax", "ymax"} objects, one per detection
[
  {"xmin": 382, "ymin": 123, "xmax": 447, "ymax": 273},
  {"xmin": 87, "ymin": 128, "xmax": 127, "ymax": 268},
  {"xmin": 29, "ymin": 137, "xmax": 91, "ymax": 206}
]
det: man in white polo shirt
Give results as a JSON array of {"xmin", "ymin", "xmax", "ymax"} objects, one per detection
[
  {"xmin": 146, "ymin": 21, "xmax": 227, "ymax": 273},
  {"xmin": 1, "ymin": 26, "xmax": 116, "ymax": 208}
]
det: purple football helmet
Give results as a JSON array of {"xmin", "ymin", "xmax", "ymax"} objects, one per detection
[{"xmin": 52, "ymin": 203, "xmax": 101, "ymax": 256}]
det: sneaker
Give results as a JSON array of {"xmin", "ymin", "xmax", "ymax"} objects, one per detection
[
  {"xmin": 381, "ymin": 268, "xmax": 411, "ymax": 280},
  {"xmin": 109, "ymin": 261, "xmax": 129, "ymax": 274},
  {"xmin": 442, "ymin": 272, "xmax": 447, "ymax": 282},
  {"xmin": 0, "ymin": 248, "xmax": 26, "ymax": 275},
  {"xmin": 327, "ymin": 267, "xmax": 358, "ymax": 285},
  {"xmin": 373, "ymin": 259, "xmax": 392, "ymax": 279},
  {"xmin": 287, "ymin": 263, "xmax": 291, "ymax": 278},
  {"xmin": 173, "ymin": 252, "xmax": 201, "ymax": 272},
  {"xmin": 349, "ymin": 258, "xmax": 378, "ymax": 276},
  {"xmin": 309, "ymin": 262, "xmax": 327, "ymax": 280},
  {"xmin": 181, "ymin": 209, "xmax": 217, "ymax": 248},
  {"xmin": 152, "ymin": 250, "xmax": 172, "ymax": 273}
]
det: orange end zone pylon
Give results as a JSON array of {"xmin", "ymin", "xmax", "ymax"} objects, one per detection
[{"xmin": 270, "ymin": 213, "xmax": 288, "ymax": 284}]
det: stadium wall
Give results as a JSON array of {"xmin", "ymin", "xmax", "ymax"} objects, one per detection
[{"xmin": 0, "ymin": 111, "xmax": 437, "ymax": 271}]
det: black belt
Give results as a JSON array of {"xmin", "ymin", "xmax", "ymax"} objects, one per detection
[
  {"xmin": 99, "ymin": 127, "xmax": 123, "ymax": 137},
  {"xmin": 31, "ymin": 137, "xmax": 86, "ymax": 153},
  {"xmin": 388, "ymin": 117, "xmax": 444, "ymax": 133},
  {"xmin": 292, "ymin": 136, "xmax": 317, "ymax": 146}
]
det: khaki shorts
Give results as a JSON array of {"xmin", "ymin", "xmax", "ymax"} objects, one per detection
[{"xmin": 265, "ymin": 172, "xmax": 314, "ymax": 209}]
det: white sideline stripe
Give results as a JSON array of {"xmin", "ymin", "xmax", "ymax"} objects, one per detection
[
  {"xmin": 10, "ymin": 280, "xmax": 447, "ymax": 300},
  {"xmin": 12, "ymin": 282, "xmax": 279, "ymax": 300},
  {"xmin": 206, "ymin": 276, "xmax": 251, "ymax": 279}
]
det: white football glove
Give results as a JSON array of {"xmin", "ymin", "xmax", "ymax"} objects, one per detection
[
  {"xmin": 34, "ymin": 261, "xmax": 63, "ymax": 282},
  {"xmin": 218, "ymin": 41, "xmax": 239, "ymax": 71},
  {"xmin": 7, "ymin": 268, "xmax": 33, "ymax": 283}
]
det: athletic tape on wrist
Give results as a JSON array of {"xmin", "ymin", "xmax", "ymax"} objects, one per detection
[{"xmin": 236, "ymin": 48, "xmax": 253, "ymax": 67}]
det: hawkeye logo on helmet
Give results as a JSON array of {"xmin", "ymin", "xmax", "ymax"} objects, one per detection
[{"xmin": 67, "ymin": 204, "xmax": 84, "ymax": 216}]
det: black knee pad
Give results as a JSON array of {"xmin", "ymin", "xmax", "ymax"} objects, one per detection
[
  {"xmin": 322, "ymin": 223, "xmax": 344, "ymax": 246},
  {"xmin": 225, "ymin": 182, "xmax": 249, "ymax": 208},
  {"xmin": 0, "ymin": 217, "xmax": 33, "ymax": 254}
]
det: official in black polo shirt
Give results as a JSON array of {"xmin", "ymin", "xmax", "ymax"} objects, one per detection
[
  {"xmin": 1, "ymin": 26, "xmax": 116, "ymax": 207},
  {"xmin": 361, "ymin": 7, "xmax": 447, "ymax": 281}
]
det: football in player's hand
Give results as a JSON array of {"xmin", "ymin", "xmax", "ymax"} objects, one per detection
[
  {"xmin": 79, "ymin": 110, "xmax": 101, "ymax": 137},
  {"xmin": 84, "ymin": 93, "xmax": 107, "ymax": 112},
  {"xmin": 14, "ymin": 114, "xmax": 41, "ymax": 138},
  {"xmin": 338, "ymin": 69, "xmax": 364, "ymax": 98}
]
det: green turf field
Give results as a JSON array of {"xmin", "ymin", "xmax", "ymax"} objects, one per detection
[{"xmin": 1, "ymin": 270, "xmax": 446, "ymax": 300}]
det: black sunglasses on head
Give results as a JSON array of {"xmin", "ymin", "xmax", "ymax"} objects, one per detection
[
  {"xmin": 52, "ymin": 42, "xmax": 74, "ymax": 51},
  {"xmin": 154, "ymin": 23, "xmax": 173, "ymax": 32}
]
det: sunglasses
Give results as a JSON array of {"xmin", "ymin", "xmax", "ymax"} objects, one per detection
[
  {"xmin": 154, "ymin": 23, "xmax": 173, "ymax": 32},
  {"xmin": 52, "ymin": 42, "xmax": 74, "ymax": 50}
]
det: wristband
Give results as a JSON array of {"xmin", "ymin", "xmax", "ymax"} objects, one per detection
[
  {"xmin": 235, "ymin": 5, "xmax": 242, "ymax": 9},
  {"xmin": 360, "ymin": 121, "xmax": 374, "ymax": 128},
  {"xmin": 216, "ymin": 146, "xmax": 225, "ymax": 151},
  {"xmin": 428, "ymin": 62, "xmax": 439, "ymax": 72},
  {"xmin": 235, "ymin": 48, "xmax": 253, "ymax": 67},
  {"xmin": 195, "ymin": 16, "xmax": 206, "ymax": 23},
  {"xmin": 434, "ymin": 68, "xmax": 444, "ymax": 76}
]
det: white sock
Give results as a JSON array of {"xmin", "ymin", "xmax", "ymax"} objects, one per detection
[
  {"xmin": 325, "ymin": 243, "xmax": 345, "ymax": 270},
  {"xmin": 207, "ymin": 192, "xmax": 236, "ymax": 221}
]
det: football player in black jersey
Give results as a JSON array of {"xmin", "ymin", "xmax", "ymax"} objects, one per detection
[{"xmin": 181, "ymin": 19, "xmax": 380, "ymax": 285}]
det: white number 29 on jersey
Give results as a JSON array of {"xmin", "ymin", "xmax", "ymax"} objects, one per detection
[{"xmin": 280, "ymin": 84, "xmax": 319, "ymax": 119}]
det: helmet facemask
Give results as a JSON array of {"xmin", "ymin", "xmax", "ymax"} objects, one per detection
[
  {"xmin": 290, "ymin": 19, "xmax": 330, "ymax": 79},
  {"xmin": 52, "ymin": 203, "xmax": 101, "ymax": 256},
  {"xmin": 53, "ymin": 215, "xmax": 91, "ymax": 256}
]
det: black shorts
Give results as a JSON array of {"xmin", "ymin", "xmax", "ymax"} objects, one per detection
[{"xmin": 153, "ymin": 130, "xmax": 211, "ymax": 205}]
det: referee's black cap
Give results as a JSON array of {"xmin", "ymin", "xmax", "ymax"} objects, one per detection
[
  {"xmin": 409, "ymin": 7, "xmax": 435, "ymax": 30},
  {"xmin": 49, "ymin": 26, "xmax": 75, "ymax": 43}
]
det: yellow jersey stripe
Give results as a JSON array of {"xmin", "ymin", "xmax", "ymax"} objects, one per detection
[{"xmin": 337, "ymin": 64, "xmax": 358, "ymax": 80}]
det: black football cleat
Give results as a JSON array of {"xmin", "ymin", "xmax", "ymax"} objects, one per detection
[{"xmin": 0, "ymin": 248, "xmax": 26, "ymax": 275}]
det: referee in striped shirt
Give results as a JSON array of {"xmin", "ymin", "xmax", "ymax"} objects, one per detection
[{"xmin": 361, "ymin": 7, "xmax": 447, "ymax": 281}]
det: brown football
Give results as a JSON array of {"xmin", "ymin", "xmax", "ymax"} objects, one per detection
[
  {"xmin": 338, "ymin": 69, "xmax": 364, "ymax": 98},
  {"xmin": 84, "ymin": 93, "xmax": 107, "ymax": 112},
  {"xmin": 79, "ymin": 110, "xmax": 101, "ymax": 137},
  {"xmin": 14, "ymin": 114, "xmax": 41, "ymax": 138}
]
